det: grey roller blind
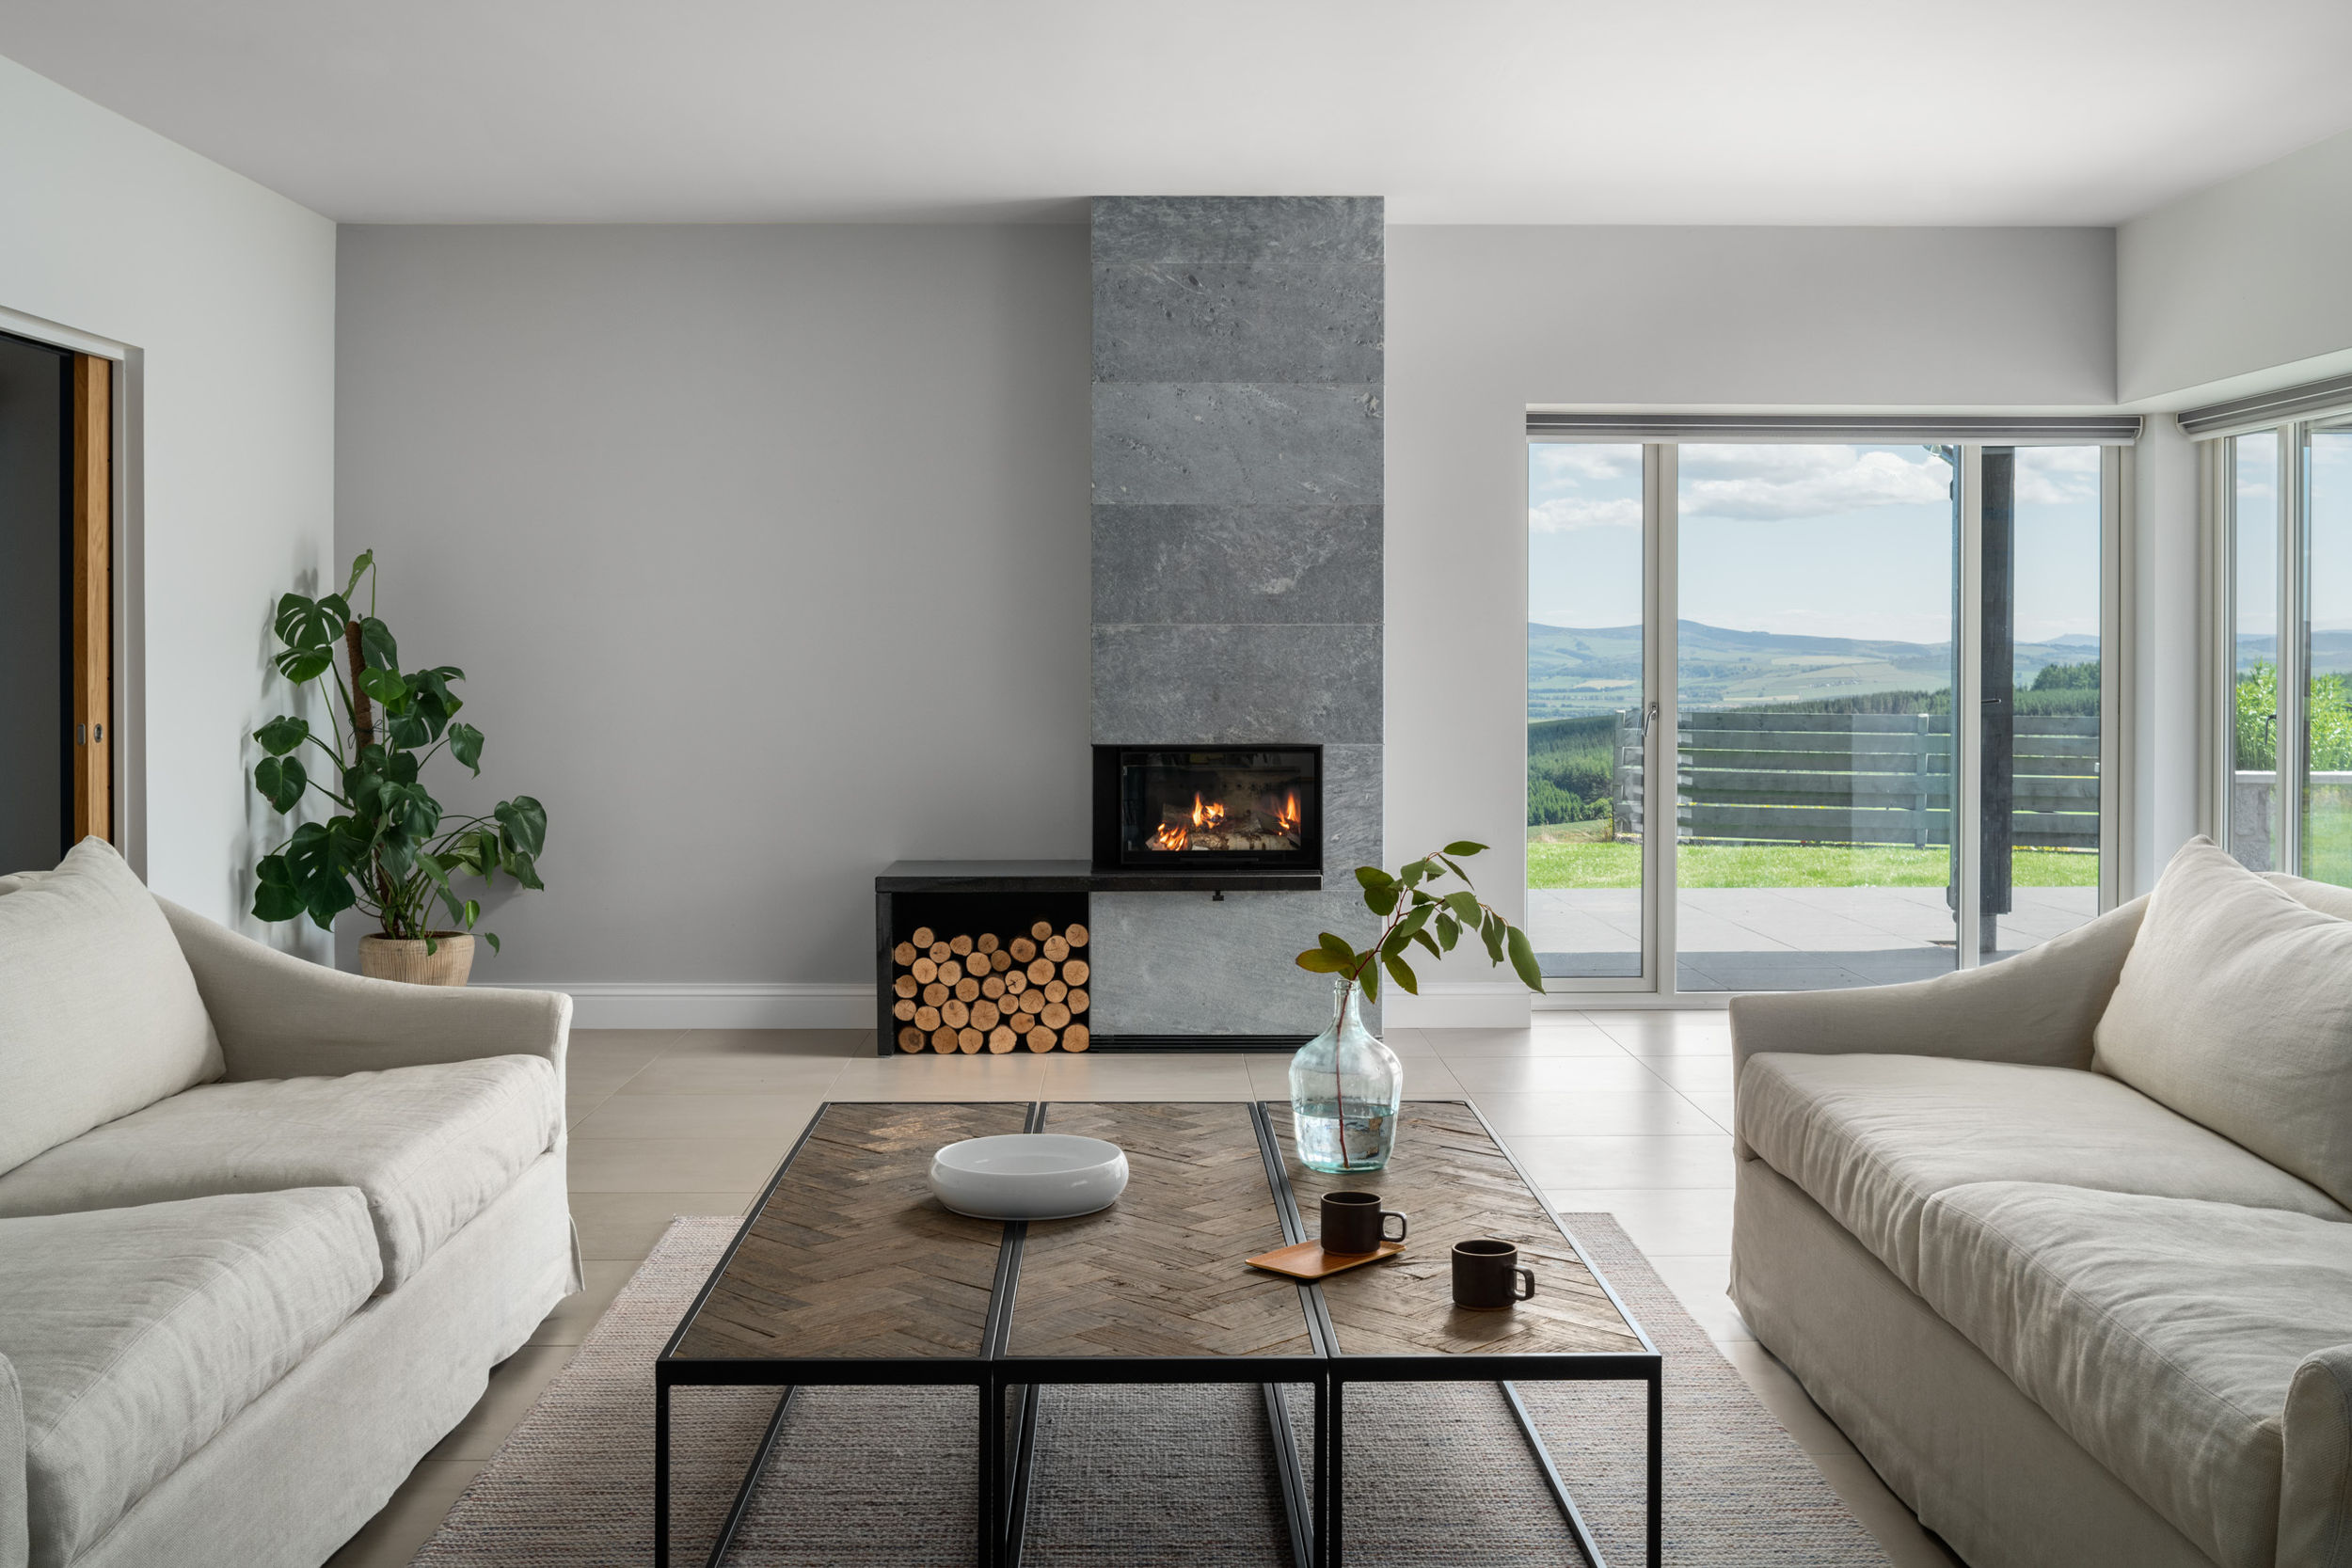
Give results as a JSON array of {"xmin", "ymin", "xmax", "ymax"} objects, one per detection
[
  {"xmin": 2178, "ymin": 373, "xmax": 2352, "ymax": 438},
  {"xmin": 1525, "ymin": 412, "xmax": 2142, "ymax": 444}
]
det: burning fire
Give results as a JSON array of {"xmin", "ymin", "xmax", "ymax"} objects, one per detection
[
  {"xmin": 1277, "ymin": 791, "xmax": 1300, "ymax": 833},
  {"xmin": 1150, "ymin": 822, "xmax": 1188, "ymax": 851},
  {"xmin": 1190, "ymin": 794, "xmax": 1226, "ymax": 830}
]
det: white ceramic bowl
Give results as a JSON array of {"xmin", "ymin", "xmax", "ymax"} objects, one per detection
[{"xmin": 929, "ymin": 1133, "xmax": 1129, "ymax": 1221}]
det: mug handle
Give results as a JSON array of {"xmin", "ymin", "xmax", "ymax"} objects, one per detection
[
  {"xmin": 1381, "ymin": 1211, "xmax": 1409, "ymax": 1243},
  {"xmin": 1513, "ymin": 1267, "xmax": 1536, "ymax": 1301}
]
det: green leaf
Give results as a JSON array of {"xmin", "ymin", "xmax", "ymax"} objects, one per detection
[
  {"xmin": 481, "ymin": 931, "xmax": 501, "ymax": 955},
  {"xmin": 1316, "ymin": 931, "xmax": 1358, "ymax": 968},
  {"xmin": 1437, "ymin": 855, "xmax": 1473, "ymax": 886},
  {"xmin": 378, "ymin": 781, "xmax": 441, "ymax": 841},
  {"xmin": 274, "ymin": 646, "xmax": 336, "ymax": 684},
  {"xmin": 1397, "ymin": 858, "xmax": 1429, "ymax": 888},
  {"xmin": 1359, "ymin": 964, "xmax": 1379, "ymax": 1005},
  {"xmin": 273, "ymin": 592, "xmax": 348, "ymax": 652},
  {"xmin": 304, "ymin": 874, "xmax": 357, "ymax": 933},
  {"xmin": 1410, "ymin": 927, "xmax": 1442, "ymax": 959},
  {"xmin": 251, "ymin": 855, "xmax": 304, "ymax": 922},
  {"xmin": 356, "ymin": 666, "xmax": 407, "ymax": 705},
  {"xmin": 1445, "ymin": 890, "xmax": 1482, "ymax": 924},
  {"xmin": 1354, "ymin": 865, "xmax": 1394, "ymax": 891},
  {"xmin": 461, "ymin": 898, "xmax": 481, "ymax": 929},
  {"xmin": 500, "ymin": 848, "xmax": 545, "ymax": 892},
  {"xmin": 1434, "ymin": 911, "xmax": 1460, "ymax": 950},
  {"xmin": 1382, "ymin": 952, "xmax": 1419, "ymax": 995},
  {"xmin": 447, "ymin": 721, "xmax": 485, "ymax": 773},
  {"xmin": 1364, "ymin": 885, "xmax": 1398, "ymax": 917},
  {"xmin": 342, "ymin": 550, "xmax": 374, "ymax": 599},
  {"xmin": 1442, "ymin": 840, "xmax": 1488, "ymax": 857},
  {"xmin": 253, "ymin": 715, "xmax": 309, "ymax": 756},
  {"xmin": 1295, "ymin": 947, "xmax": 1345, "ymax": 974},
  {"xmin": 1505, "ymin": 925, "xmax": 1549, "ymax": 994},
  {"xmin": 356, "ymin": 616, "xmax": 398, "ymax": 672},
  {"xmin": 1480, "ymin": 911, "xmax": 1507, "ymax": 964},
  {"xmin": 254, "ymin": 755, "xmax": 307, "ymax": 813},
  {"xmin": 495, "ymin": 796, "xmax": 547, "ymax": 858}
]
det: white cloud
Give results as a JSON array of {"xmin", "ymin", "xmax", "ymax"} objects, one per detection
[
  {"xmin": 1678, "ymin": 444, "xmax": 1952, "ymax": 522},
  {"xmin": 2014, "ymin": 445, "xmax": 2099, "ymax": 506},
  {"xmin": 1530, "ymin": 495, "xmax": 1642, "ymax": 533},
  {"xmin": 1530, "ymin": 443, "xmax": 1641, "ymax": 484}
]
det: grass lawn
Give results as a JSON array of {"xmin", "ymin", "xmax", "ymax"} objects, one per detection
[{"xmin": 1526, "ymin": 835, "xmax": 2100, "ymax": 891}]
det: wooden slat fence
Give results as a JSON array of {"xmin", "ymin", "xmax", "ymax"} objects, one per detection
[{"xmin": 1613, "ymin": 710, "xmax": 2098, "ymax": 850}]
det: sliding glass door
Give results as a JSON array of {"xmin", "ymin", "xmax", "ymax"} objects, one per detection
[{"xmin": 1528, "ymin": 433, "xmax": 2119, "ymax": 995}]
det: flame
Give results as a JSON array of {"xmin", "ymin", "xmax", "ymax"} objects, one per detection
[
  {"xmin": 1187, "ymin": 793, "xmax": 1227, "ymax": 831},
  {"xmin": 1277, "ymin": 790, "xmax": 1300, "ymax": 833},
  {"xmin": 1150, "ymin": 822, "xmax": 1188, "ymax": 851}
]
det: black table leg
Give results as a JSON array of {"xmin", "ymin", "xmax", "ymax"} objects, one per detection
[
  {"xmin": 703, "ymin": 1387, "xmax": 795, "ymax": 1568},
  {"xmin": 1646, "ymin": 1366, "xmax": 1663, "ymax": 1568},
  {"xmin": 1001, "ymin": 1383, "xmax": 1041, "ymax": 1568},
  {"xmin": 654, "ymin": 1377, "xmax": 672, "ymax": 1568},
  {"xmin": 980, "ymin": 1380, "xmax": 1005, "ymax": 1568}
]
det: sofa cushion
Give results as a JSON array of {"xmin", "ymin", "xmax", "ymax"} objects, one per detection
[
  {"xmin": 1915, "ymin": 1181, "xmax": 2352, "ymax": 1568},
  {"xmin": 1739, "ymin": 1052, "xmax": 2349, "ymax": 1288},
  {"xmin": 0, "ymin": 1055, "xmax": 560, "ymax": 1291},
  {"xmin": 0, "ymin": 839, "xmax": 222, "ymax": 1178},
  {"xmin": 2095, "ymin": 836, "xmax": 2352, "ymax": 1210},
  {"xmin": 0, "ymin": 1190, "xmax": 380, "ymax": 1568}
]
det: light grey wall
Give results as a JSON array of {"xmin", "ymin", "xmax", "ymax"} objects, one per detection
[
  {"xmin": 1088, "ymin": 197, "xmax": 1383, "ymax": 1038},
  {"xmin": 335, "ymin": 224, "xmax": 1090, "ymax": 996},
  {"xmin": 1383, "ymin": 224, "xmax": 2121, "ymax": 1024},
  {"xmin": 0, "ymin": 54, "xmax": 338, "ymax": 933},
  {"xmin": 2120, "ymin": 125, "xmax": 2352, "ymax": 407}
]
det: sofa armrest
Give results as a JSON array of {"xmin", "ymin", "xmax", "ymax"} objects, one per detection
[
  {"xmin": 1729, "ymin": 895, "xmax": 2147, "ymax": 1082},
  {"xmin": 158, "ymin": 898, "xmax": 571, "ymax": 1085},
  {"xmin": 0, "ymin": 1353, "xmax": 24, "ymax": 1568},
  {"xmin": 2283, "ymin": 1342, "xmax": 2352, "ymax": 1568}
]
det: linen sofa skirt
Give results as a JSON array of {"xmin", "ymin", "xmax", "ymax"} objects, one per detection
[
  {"xmin": 62, "ymin": 1148, "xmax": 575, "ymax": 1568},
  {"xmin": 1730, "ymin": 1155, "xmax": 2217, "ymax": 1568}
]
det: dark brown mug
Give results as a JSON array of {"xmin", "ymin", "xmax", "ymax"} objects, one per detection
[
  {"xmin": 1452, "ymin": 1238, "xmax": 1536, "ymax": 1309},
  {"xmin": 1321, "ymin": 1191, "xmax": 1408, "ymax": 1255}
]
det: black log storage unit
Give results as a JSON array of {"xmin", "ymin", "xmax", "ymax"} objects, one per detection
[{"xmin": 874, "ymin": 861, "xmax": 1325, "ymax": 1055}]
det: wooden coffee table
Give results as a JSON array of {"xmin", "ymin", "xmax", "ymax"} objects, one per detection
[{"xmin": 656, "ymin": 1100, "xmax": 1661, "ymax": 1568}]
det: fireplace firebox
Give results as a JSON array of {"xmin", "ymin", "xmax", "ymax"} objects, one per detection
[{"xmin": 1091, "ymin": 745, "xmax": 1322, "ymax": 872}]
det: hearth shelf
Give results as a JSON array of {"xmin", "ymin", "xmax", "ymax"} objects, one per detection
[{"xmin": 876, "ymin": 860, "xmax": 1324, "ymax": 894}]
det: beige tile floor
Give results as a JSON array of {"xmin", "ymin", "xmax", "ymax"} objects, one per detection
[{"xmin": 327, "ymin": 1018, "xmax": 1962, "ymax": 1567}]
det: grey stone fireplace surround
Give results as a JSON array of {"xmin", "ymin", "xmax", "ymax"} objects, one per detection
[{"xmin": 1088, "ymin": 197, "xmax": 1385, "ymax": 1038}]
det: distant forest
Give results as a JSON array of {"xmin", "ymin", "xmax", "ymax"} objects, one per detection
[{"xmin": 1528, "ymin": 659, "xmax": 2103, "ymax": 827}]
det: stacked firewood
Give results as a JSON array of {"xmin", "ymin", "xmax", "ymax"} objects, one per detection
[{"xmin": 891, "ymin": 921, "xmax": 1091, "ymax": 1053}]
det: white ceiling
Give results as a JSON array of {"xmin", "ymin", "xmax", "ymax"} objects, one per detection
[{"xmin": 7, "ymin": 0, "xmax": 2352, "ymax": 227}]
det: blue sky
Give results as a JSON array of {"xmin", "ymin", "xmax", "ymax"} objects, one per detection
[{"xmin": 1529, "ymin": 441, "xmax": 2105, "ymax": 647}]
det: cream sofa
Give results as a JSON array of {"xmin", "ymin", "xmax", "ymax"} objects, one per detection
[
  {"xmin": 1730, "ymin": 837, "xmax": 2352, "ymax": 1568},
  {"xmin": 0, "ymin": 840, "xmax": 578, "ymax": 1568}
]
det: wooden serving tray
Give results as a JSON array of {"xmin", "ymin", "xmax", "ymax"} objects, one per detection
[{"xmin": 1244, "ymin": 1239, "xmax": 1405, "ymax": 1280}]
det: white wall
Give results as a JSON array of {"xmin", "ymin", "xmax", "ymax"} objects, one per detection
[
  {"xmin": 0, "ymin": 55, "xmax": 338, "ymax": 940},
  {"xmin": 1383, "ymin": 225, "xmax": 2119, "ymax": 1023},
  {"xmin": 2120, "ymin": 126, "xmax": 2352, "ymax": 407},
  {"xmin": 335, "ymin": 224, "xmax": 1090, "ymax": 1022}
]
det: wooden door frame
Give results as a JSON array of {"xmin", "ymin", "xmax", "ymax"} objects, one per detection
[{"xmin": 71, "ymin": 355, "xmax": 111, "ymax": 846}]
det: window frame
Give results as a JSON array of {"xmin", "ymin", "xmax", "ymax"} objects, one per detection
[{"xmin": 1527, "ymin": 431, "xmax": 2126, "ymax": 1002}]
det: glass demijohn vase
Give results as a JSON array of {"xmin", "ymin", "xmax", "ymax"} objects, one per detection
[{"xmin": 1289, "ymin": 976, "xmax": 1404, "ymax": 1173}]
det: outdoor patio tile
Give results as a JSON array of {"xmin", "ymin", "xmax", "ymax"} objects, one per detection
[{"xmin": 1498, "ymin": 1133, "xmax": 1735, "ymax": 1188}]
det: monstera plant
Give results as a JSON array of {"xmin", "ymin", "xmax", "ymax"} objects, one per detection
[{"xmin": 248, "ymin": 551, "xmax": 546, "ymax": 965}]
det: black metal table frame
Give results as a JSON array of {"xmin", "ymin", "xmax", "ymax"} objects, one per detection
[{"xmin": 654, "ymin": 1100, "xmax": 1663, "ymax": 1568}]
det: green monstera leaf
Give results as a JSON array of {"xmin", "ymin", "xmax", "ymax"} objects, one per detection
[{"xmin": 254, "ymin": 755, "xmax": 307, "ymax": 813}]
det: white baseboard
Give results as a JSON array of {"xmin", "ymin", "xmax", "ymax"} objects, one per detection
[
  {"xmin": 1382, "ymin": 982, "xmax": 1534, "ymax": 1030},
  {"xmin": 475, "ymin": 982, "xmax": 874, "ymax": 1031}
]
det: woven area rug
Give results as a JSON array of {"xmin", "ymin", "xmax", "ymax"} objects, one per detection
[{"xmin": 412, "ymin": 1215, "xmax": 1889, "ymax": 1566}]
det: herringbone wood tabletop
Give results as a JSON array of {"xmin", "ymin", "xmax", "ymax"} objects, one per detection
[
  {"xmin": 1273, "ymin": 1101, "xmax": 1647, "ymax": 1358},
  {"xmin": 670, "ymin": 1101, "xmax": 1026, "ymax": 1360},
  {"xmin": 1005, "ymin": 1101, "xmax": 1314, "ymax": 1360}
]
